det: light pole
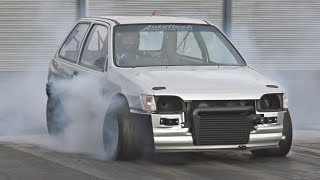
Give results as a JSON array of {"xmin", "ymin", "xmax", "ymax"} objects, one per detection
[
  {"xmin": 77, "ymin": 0, "xmax": 88, "ymax": 21},
  {"xmin": 223, "ymin": 0, "xmax": 232, "ymax": 37}
]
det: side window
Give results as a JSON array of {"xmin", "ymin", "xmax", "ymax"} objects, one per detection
[
  {"xmin": 59, "ymin": 23, "xmax": 89, "ymax": 62},
  {"xmin": 80, "ymin": 25, "xmax": 108, "ymax": 71},
  {"xmin": 176, "ymin": 31, "xmax": 202, "ymax": 59}
]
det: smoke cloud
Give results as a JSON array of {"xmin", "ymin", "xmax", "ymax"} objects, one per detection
[
  {"xmin": 0, "ymin": 72, "xmax": 108, "ymax": 159},
  {"xmin": 0, "ymin": 0, "xmax": 108, "ymax": 158},
  {"xmin": 264, "ymin": 71, "xmax": 320, "ymax": 130},
  {"xmin": 0, "ymin": 72, "xmax": 47, "ymax": 136}
]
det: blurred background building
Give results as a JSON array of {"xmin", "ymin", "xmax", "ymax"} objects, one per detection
[
  {"xmin": 0, "ymin": 0, "xmax": 318, "ymax": 129},
  {"xmin": 0, "ymin": 0, "xmax": 319, "ymax": 71}
]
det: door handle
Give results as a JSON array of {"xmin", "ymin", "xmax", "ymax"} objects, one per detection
[{"xmin": 71, "ymin": 70, "xmax": 78, "ymax": 78}]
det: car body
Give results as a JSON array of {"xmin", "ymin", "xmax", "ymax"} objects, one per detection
[{"xmin": 46, "ymin": 16, "xmax": 292, "ymax": 160}]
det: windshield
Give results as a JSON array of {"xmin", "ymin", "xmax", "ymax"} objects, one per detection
[{"xmin": 113, "ymin": 24, "xmax": 246, "ymax": 67}]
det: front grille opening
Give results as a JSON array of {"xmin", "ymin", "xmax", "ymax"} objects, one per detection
[
  {"xmin": 198, "ymin": 111, "xmax": 251, "ymax": 117},
  {"xmin": 191, "ymin": 100, "xmax": 255, "ymax": 109}
]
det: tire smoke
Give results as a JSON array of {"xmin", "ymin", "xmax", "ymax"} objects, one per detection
[{"xmin": 0, "ymin": 72, "xmax": 109, "ymax": 159}]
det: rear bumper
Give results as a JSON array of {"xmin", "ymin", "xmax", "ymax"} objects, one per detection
[{"xmin": 152, "ymin": 111, "xmax": 285, "ymax": 152}]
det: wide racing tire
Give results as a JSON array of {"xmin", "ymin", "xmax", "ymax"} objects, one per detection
[
  {"xmin": 251, "ymin": 110, "xmax": 292, "ymax": 157},
  {"xmin": 46, "ymin": 94, "xmax": 68, "ymax": 136},
  {"xmin": 103, "ymin": 96, "xmax": 154, "ymax": 161}
]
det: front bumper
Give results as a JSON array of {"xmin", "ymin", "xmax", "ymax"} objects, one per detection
[{"xmin": 152, "ymin": 111, "xmax": 285, "ymax": 152}]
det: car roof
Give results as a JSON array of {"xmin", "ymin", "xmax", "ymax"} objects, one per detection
[{"xmin": 82, "ymin": 16, "xmax": 209, "ymax": 25}]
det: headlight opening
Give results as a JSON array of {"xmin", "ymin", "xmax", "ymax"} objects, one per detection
[{"xmin": 257, "ymin": 94, "xmax": 283, "ymax": 111}]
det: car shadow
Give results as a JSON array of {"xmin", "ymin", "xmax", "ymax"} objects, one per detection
[{"xmin": 143, "ymin": 151, "xmax": 293, "ymax": 166}]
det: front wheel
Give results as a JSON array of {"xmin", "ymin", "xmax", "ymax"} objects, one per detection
[
  {"xmin": 251, "ymin": 110, "xmax": 292, "ymax": 157},
  {"xmin": 103, "ymin": 96, "xmax": 154, "ymax": 161}
]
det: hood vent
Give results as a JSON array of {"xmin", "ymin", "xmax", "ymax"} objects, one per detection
[
  {"xmin": 152, "ymin": 87, "xmax": 166, "ymax": 90},
  {"xmin": 266, "ymin": 85, "xmax": 278, "ymax": 88}
]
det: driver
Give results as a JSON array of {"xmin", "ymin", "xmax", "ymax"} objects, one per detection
[{"xmin": 116, "ymin": 31, "xmax": 140, "ymax": 66}]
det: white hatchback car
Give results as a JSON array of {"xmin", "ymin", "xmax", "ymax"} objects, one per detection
[{"xmin": 46, "ymin": 16, "xmax": 292, "ymax": 160}]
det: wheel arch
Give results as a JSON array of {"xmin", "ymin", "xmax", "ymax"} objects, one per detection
[
  {"xmin": 107, "ymin": 93, "xmax": 130, "ymax": 112},
  {"xmin": 108, "ymin": 92, "xmax": 143, "ymax": 114},
  {"xmin": 111, "ymin": 93, "xmax": 129, "ymax": 103}
]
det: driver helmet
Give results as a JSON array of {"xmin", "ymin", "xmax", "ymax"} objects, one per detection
[{"xmin": 116, "ymin": 31, "xmax": 140, "ymax": 53}]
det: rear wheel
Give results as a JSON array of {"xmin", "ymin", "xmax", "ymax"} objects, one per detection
[
  {"xmin": 46, "ymin": 95, "xmax": 68, "ymax": 136},
  {"xmin": 103, "ymin": 96, "xmax": 154, "ymax": 160},
  {"xmin": 251, "ymin": 110, "xmax": 292, "ymax": 157}
]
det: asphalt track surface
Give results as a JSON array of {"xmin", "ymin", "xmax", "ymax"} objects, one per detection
[{"xmin": 0, "ymin": 131, "xmax": 318, "ymax": 180}]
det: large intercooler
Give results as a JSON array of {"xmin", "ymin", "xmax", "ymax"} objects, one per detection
[{"xmin": 192, "ymin": 106, "xmax": 254, "ymax": 145}]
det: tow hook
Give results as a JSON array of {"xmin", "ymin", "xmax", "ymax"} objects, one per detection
[{"xmin": 238, "ymin": 145, "xmax": 247, "ymax": 149}]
